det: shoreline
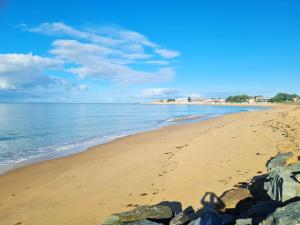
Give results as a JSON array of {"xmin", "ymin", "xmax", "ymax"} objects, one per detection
[
  {"xmin": 0, "ymin": 105, "xmax": 264, "ymax": 175},
  {"xmin": 1, "ymin": 104, "xmax": 299, "ymax": 225}
]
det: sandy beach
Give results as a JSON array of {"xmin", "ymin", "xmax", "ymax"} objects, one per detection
[{"xmin": 1, "ymin": 104, "xmax": 300, "ymax": 225}]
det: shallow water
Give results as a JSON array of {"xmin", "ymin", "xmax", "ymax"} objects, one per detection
[{"xmin": 0, "ymin": 103, "xmax": 262, "ymax": 173}]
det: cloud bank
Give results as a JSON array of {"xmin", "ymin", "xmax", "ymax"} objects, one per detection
[
  {"xmin": 0, "ymin": 53, "xmax": 62, "ymax": 90},
  {"xmin": 142, "ymin": 88, "xmax": 179, "ymax": 98},
  {"xmin": 22, "ymin": 22, "xmax": 180, "ymax": 83},
  {"xmin": 1, "ymin": 22, "xmax": 181, "ymax": 101}
]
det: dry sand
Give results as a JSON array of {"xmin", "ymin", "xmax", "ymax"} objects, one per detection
[{"xmin": 1, "ymin": 105, "xmax": 300, "ymax": 225}]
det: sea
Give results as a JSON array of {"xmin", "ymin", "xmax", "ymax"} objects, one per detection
[{"xmin": 0, "ymin": 103, "xmax": 262, "ymax": 173}]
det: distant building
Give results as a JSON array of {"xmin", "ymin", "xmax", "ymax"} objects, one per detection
[
  {"xmin": 248, "ymin": 98, "xmax": 256, "ymax": 104},
  {"xmin": 255, "ymin": 96, "xmax": 270, "ymax": 103},
  {"xmin": 205, "ymin": 99, "xmax": 225, "ymax": 104},
  {"xmin": 192, "ymin": 98, "xmax": 206, "ymax": 103},
  {"xmin": 175, "ymin": 97, "xmax": 189, "ymax": 103},
  {"xmin": 152, "ymin": 97, "xmax": 227, "ymax": 104},
  {"xmin": 293, "ymin": 97, "xmax": 300, "ymax": 103}
]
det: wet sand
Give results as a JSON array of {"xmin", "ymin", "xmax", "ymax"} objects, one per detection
[{"xmin": 1, "ymin": 104, "xmax": 299, "ymax": 225}]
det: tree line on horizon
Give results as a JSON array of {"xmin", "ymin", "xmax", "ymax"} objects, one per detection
[{"xmin": 226, "ymin": 93, "xmax": 300, "ymax": 103}]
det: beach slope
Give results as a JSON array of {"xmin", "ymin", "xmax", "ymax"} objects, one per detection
[{"xmin": 0, "ymin": 105, "xmax": 299, "ymax": 225}]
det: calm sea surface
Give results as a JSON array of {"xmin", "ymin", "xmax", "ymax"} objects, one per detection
[{"xmin": 0, "ymin": 103, "xmax": 262, "ymax": 173}]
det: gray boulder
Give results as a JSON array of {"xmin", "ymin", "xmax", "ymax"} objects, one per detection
[
  {"xmin": 103, "ymin": 205, "xmax": 173, "ymax": 225},
  {"xmin": 219, "ymin": 214, "xmax": 234, "ymax": 225},
  {"xmin": 241, "ymin": 201, "xmax": 280, "ymax": 219},
  {"xmin": 170, "ymin": 212, "xmax": 190, "ymax": 225},
  {"xmin": 263, "ymin": 162, "xmax": 300, "ymax": 202},
  {"xmin": 266, "ymin": 152, "xmax": 293, "ymax": 171},
  {"xmin": 218, "ymin": 188, "xmax": 254, "ymax": 214},
  {"xmin": 259, "ymin": 201, "xmax": 300, "ymax": 225},
  {"xmin": 235, "ymin": 218, "xmax": 252, "ymax": 225},
  {"xmin": 188, "ymin": 218, "xmax": 202, "ymax": 225}
]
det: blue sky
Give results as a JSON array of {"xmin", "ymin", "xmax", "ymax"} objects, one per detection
[{"xmin": 0, "ymin": 0, "xmax": 300, "ymax": 102}]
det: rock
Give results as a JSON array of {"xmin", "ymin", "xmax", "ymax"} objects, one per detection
[
  {"xmin": 235, "ymin": 218, "xmax": 253, "ymax": 225},
  {"xmin": 249, "ymin": 174, "xmax": 270, "ymax": 201},
  {"xmin": 241, "ymin": 201, "xmax": 280, "ymax": 220},
  {"xmin": 263, "ymin": 162, "xmax": 300, "ymax": 202},
  {"xmin": 219, "ymin": 214, "xmax": 234, "ymax": 225},
  {"xmin": 266, "ymin": 152, "xmax": 293, "ymax": 171},
  {"xmin": 170, "ymin": 212, "xmax": 190, "ymax": 225},
  {"xmin": 188, "ymin": 218, "xmax": 201, "ymax": 225},
  {"xmin": 187, "ymin": 209, "xmax": 221, "ymax": 225},
  {"xmin": 285, "ymin": 154, "xmax": 300, "ymax": 166},
  {"xmin": 124, "ymin": 220, "xmax": 164, "ymax": 225},
  {"xmin": 219, "ymin": 188, "xmax": 254, "ymax": 213},
  {"xmin": 103, "ymin": 205, "xmax": 173, "ymax": 225},
  {"xmin": 295, "ymin": 173, "xmax": 300, "ymax": 182},
  {"xmin": 259, "ymin": 201, "xmax": 300, "ymax": 225}
]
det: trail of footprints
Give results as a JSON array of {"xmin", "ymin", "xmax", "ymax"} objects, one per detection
[
  {"xmin": 125, "ymin": 113, "xmax": 294, "ymax": 207},
  {"xmin": 128, "ymin": 121, "xmax": 237, "ymax": 205},
  {"xmin": 125, "ymin": 142, "xmax": 191, "ymax": 207},
  {"xmin": 262, "ymin": 111, "xmax": 299, "ymax": 151}
]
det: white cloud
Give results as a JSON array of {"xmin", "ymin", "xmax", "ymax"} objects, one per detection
[
  {"xmin": 142, "ymin": 88, "xmax": 179, "ymax": 98},
  {"xmin": 50, "ymin": 39, "xmax": 150, "ymax": 64},
  {"xmin": 145, "ymin": 60, "xmax": 170, "ymax": 65},
  {"xmin": 77, "ymin": 84, "xmax": 88, "ymax": 92},
  {"xmin": 26, "ymin": 21, "xmax": 180, "ymax": 62},
  {"xmin": 23, "ymin": 22, "xmax": 118, "ymax": 46},
  {"xmin": 68, "ymin": 64, "xmax": 175, "ymax": 83},
  {"xmin": 0, "ymin": 53, "xmax": 62, "ymax": 90},
  {"xmin": 100, "ymin": 26, "xmax": 158, "ymax": 48},
  {"xmin": 189, "ymin": 93, "xmax": 202, "ymax": 98},
  {"xmin": 1, "ymin": 22, "xmax": 181, "ymax": 101},
  {"xmin": 48, "ymin": 38, "xmax": 175, "ymax": 82},
  {"xmin": 154, "ymin": 48, "xmax": 181, "ymax": 58}
]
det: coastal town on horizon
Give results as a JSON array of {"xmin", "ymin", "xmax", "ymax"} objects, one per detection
[{"xmin": 152, "ymin": 93, "xmax": 300, "ymax": 105}]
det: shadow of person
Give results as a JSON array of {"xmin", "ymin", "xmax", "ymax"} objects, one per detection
[
  {"xmin": 189, "ymin": 192, "xmax": 226, "ymax": 224},
  {"xmin": 200, "ymin": 192, "xmax": 224, "ymax": 210}
]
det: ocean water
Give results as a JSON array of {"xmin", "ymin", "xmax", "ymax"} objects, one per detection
[{"xmin": 0, "ymin": 103, "xmax": 262, "ymax": 173}]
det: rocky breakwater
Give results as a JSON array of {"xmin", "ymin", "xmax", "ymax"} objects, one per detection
[{"xmin": 103, "ymin": 151, "xmax": 300, "ymax": 225}]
